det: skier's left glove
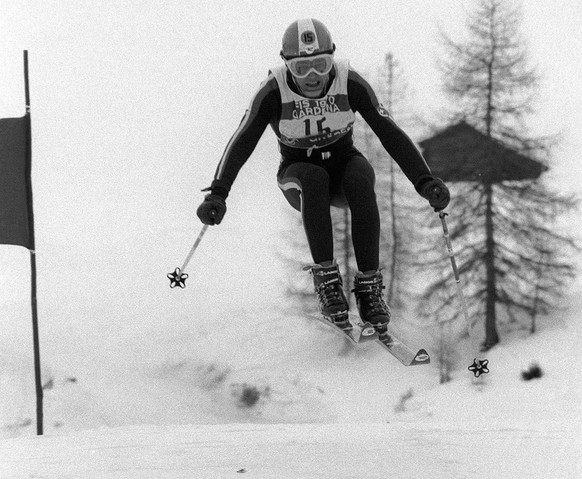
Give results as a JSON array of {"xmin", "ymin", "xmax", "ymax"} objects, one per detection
[{"xmin": 417, "ymin": 176, "xmax": 450, "ymax": 211}]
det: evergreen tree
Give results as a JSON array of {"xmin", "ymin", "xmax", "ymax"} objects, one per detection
[{"xmin": 422, "ymin": 0, "xmax": 579, "ymax": 351}]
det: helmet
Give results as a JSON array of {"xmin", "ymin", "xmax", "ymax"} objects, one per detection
[{"xmin": 280, "ymin": 18, "xmax": 335, "ymax": 59}]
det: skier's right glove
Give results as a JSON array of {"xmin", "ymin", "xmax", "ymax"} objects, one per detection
[{"xmin": 197, "ymin": 194, "xmax": 226, "ymax": 225}]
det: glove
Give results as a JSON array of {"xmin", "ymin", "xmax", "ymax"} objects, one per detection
[
  {"xmin": 418, "ymin": 177, "xmax": 450, "ymax": 211},
  {"xmin": 197, "ymin": 194, "xmax": 227, "ymax": 225}
]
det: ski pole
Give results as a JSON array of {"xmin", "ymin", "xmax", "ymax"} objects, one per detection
[
  {"xmin": 180, "ymin": 223, "xmax": 209, "ymax": 272},
  {"xmin": 438, "ymin": 211, "xmax": 489, "ymax": 377},
  {"xmin": 438, "ymin": 212, "xmax": 471, "ymax": 326},
  {"xmin": 167, "ymin": 222, "xmax": 210, "ymax": 288}
]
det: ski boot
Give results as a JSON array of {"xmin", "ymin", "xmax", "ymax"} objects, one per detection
[
  {"xmin": 307, "ymin": 261, "xmax": 351, "ymax": 331},
  {"xmin": 352, "ymin": 270, "xmax": 391, "ymax": 337}
]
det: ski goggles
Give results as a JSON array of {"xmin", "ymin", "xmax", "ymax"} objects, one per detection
[{"xmin": 285, "ymin": 53, "xmax": 334, "ymax": 78}]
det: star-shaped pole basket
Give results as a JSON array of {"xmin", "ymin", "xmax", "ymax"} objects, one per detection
[
  {"xmin": 167, "ymin": 267, "xmax": 188, "ymax": 288},
  {"xmin": 468, "ymin": 358, "xmax": 490, "ymax": 377}
]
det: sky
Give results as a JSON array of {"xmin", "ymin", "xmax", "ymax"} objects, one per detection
[{"xmin": 0, "ymin": 1, "xmax": 581, "ymax": 339}]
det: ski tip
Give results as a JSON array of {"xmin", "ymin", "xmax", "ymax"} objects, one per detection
[{"xmin": 411, "ymin": 349, "xmax": 431, "ymax": 365}]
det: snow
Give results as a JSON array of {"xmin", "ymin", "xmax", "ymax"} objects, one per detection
[
  {"xmin": 0, "ymin": 166, "xmax": 580, "ymax": 476},
  {"xmin": 0, "ymin": 95, "xmax": 580, "ymax": 479},
  {"xmin": 1, "ymin": 271, "xmax": 581, "ymax": 477},
  {"xmin": 2, "ymin": 423, "xmax": 579, "ymax": 479}
]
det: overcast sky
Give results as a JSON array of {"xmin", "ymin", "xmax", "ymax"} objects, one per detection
[{"xmin": 1, "ymin": 1, "xmax": 581, "ymax": 304}]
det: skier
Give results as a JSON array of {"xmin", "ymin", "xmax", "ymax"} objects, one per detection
[{"xmin": 197, "ymin": 18, "xmax": 450, "ymax": 337}]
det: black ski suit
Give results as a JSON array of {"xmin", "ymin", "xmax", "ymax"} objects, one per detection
[{"xmin": 205, "ymin": 60, "xmax": 433, "ymax": 271}]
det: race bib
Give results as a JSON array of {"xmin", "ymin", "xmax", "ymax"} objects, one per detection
[{"xmin": 271, "ymin": 59, "xmax": 356, "ymax": 149}]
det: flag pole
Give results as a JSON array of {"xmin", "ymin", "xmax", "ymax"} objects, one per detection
[{"xmin": 24, "ymin": 50, "xmax": 43, "ymax": 436}]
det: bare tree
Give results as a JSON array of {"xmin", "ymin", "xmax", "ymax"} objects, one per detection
[
  {"xmin": 422, "ymin": 0, "xmax": 579, "ymax": 351},
  {"xmin": 354, "ymin": 53, "xmax": 423, "ymax": 310}
]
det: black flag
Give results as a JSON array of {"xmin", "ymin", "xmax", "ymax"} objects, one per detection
[{"xmin": 0, "ymin": 115, "xmax": 32, "ymax": 249}]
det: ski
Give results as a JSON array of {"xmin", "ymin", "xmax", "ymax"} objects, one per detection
[
  {"xmin": 309, "ymin": 313, "xmax": 379, "ymax": 344},
  {"xmin": 309, "ymin": 314, "xmax": 430, "ymax": 366},
  {"xmin": 375, "ymin": 324, "xmax": 430, "ymax": 366}
]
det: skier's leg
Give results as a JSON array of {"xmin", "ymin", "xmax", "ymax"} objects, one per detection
[
  {"xmin": 339, "ymin": 154, "xmax": 380, "ymax": 272},
  {"xmin": 338, "ymin": 154, "xmax": 391, "ymax": 331},
  {"xmin": 278, "ymin": 162, "xmax": 349, "ymax": 325},
  {"xmin": 278, "ymin": 162, "xmax": 334, "ymax": 265}
]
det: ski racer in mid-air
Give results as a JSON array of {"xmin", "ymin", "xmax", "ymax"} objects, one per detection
[{"xmin": 197, "ymin": 18, "xmax": 450, "ymax": 338}]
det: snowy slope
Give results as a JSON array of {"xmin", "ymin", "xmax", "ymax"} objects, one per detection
[
  {"xmin": 1, "ymin": 422, "xmax": 579, "ymax": 479},
  {"xmin": 1, "ymin": 140, "xmax": 580, "ymax": 474},
  {"xmin": 0, "ymin": 294, "xmax": 581, "ymax": 478}
]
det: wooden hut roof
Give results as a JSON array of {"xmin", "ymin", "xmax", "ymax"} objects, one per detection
[{"xmin": 418, "ymin": 121, "xmax": 548, "ymax": 182}]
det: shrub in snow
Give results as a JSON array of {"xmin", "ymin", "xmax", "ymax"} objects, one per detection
[
  {"xmin": 394, "ymin": 388, "xmax": 414, "ymax": 413},
  {"xmin": 521, "ymin": 363, "xmax": 543, "ymax": 381},
  {"xmin": 231, "ymin": 383, "xmax": 270, "ymax": 408}
]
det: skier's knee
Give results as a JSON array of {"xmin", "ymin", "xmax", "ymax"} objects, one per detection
[{"xmin": 343, "ymin": 159, "xmax": 376, "ymax": 194}]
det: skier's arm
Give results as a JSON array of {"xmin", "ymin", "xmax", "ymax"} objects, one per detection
[
  {"xmin": 205, "ymin": 76, "xmax": 279, "ymax": 199},
  {"xmin": 197, "ymin": 78, "xmax": 278, "ymax": 225},
  {"xmin": 347, "ymin": 69, "xmax": 433, "ymax": 192}
]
